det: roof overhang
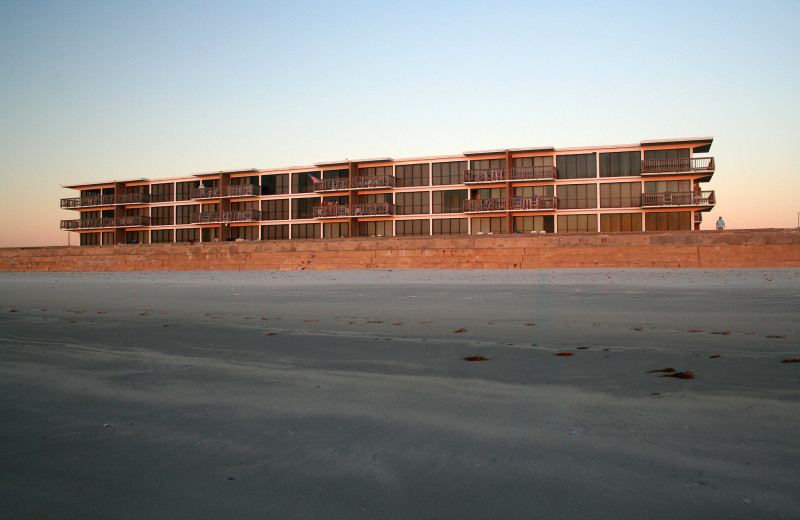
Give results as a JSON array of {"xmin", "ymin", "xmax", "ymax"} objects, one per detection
[
  {"xmin": 61, "ymin": 178, "xmax": 149, "ymax": 189},
  {"xmin": 192, "ymin": 168, "xmax": 258, "ymax": 178},
  {"xmin": 640, "ymin": 137, "xmax": 714, "ymax": 153}
]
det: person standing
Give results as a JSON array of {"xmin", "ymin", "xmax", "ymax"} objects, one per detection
[{"xmin": 716, "ymin": 216, "xmax": 725, "ymax": 230}]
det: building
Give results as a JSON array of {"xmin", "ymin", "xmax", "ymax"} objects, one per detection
[{"xmin": 60, "ymin": 137, "xmax": 716, "ymax": 246}]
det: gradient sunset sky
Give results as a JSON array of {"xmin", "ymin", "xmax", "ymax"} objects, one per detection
[{"xmin": 1, "ymin": 0, "xmax": 798, "ymax": 247}]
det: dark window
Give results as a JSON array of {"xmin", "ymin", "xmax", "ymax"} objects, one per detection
[
  {"xmin": 151, "ymin": 229, "xmax": 174, "ymax": 243},
  {"xmin": 432, "ymin": 218, "xmax": 468, "ymax": 235},
  {"xmin": 80, "ymin": 233, "xmax": 99, "ymax": 246},
  {"xmin": 261, "ymin": 224, "xmax": 289, "ymax": 240},
  {"xmin": 230, "ymin": 201, "xmax": 258, "ymax": 211},
  {"xmin": 261, "ymin": 199, "xmax": 289, "ymax": 220},
  {"xmin": 125, "ymin": 230, "xmax": 148, "ymax": 244},
  {"xmin": 291, "ymin": 197, "xmax": 318, "ymax": 219},
  {"xmin": 358, "ymin": 221, "xmax": 392, "ymax": 237},
  {"xmin": 151, "ymin": 183, "xmax": 174, "ymax": 202},
  {"xmin": 599, "ymin": 151, "xmax": 641, "ymax": 177},
  {"xmin": 557, "ymin": 184, "xmax": 597, "ymax": 209},
  {"xmin": 176, "ymin": 181, "xmax": 199, "ymax": 201},
  {"xmin": 291, "ymin": 172, "xmax": 318, "ymax": 194},
  {"xmin": 358, "ymin": 193, "xmax": 393, "ymax": 204},
  {"xmin": 513, "ymin": 215, "xmax": 554, "ymax": 233},
  {"xmin": 230, "ymin": 226, "xmax": 258, "ymax": 240},
  {"xmin": 432, "ymin": 190, "xmax": 467, "ymax": 213},
  {"xmin": 151, "ymin": 206, "xmax": 174, "ymax": 226},
  {"xmin": 432, "ymin": 161, "xmax": 467, "ymax": 185},
  {"xmin": 471, "ymin": 217, "xmax": 506, "ymax": 234},
  {"xmin": 557, "ymin": 153, "xmax": 596, "ymax": 179},
  {"xmin": 175, "ymin": 204, "xmax": 199, "ymax": 224},
  {"xmin": 101, "ymin": 231, "xmax": 114, "ymax": 245},
  {"xmin": 644, "ymin": 180, "xmax": 691, "ymax": 193},
  {"xmin": 323, "ymin": 169, "xmax": 349, "ymax": 179},
  {"xmin": 472, "ymin": 187, "xmax": 506, "ymax": 200},
  {"xmin": 470, "ymin": 158, "xmax": 506, "ymax": 170},
  {"xmin": 600, "ymin": 182, "xmax": 641, "ymax": 208},
  {"xmin": 645, "ymin": 211, "xmax": 692, "ymax": 231},
  {"xmin": 358, "ymin": 165, "xmax": 392, "ymax": 177},
  {"xmin": 644, "ymin": 148, "xmax": 690, "ymax": 161},
  {"xmin": 395, "ymin": 164, "xmax": 429, "ymax": 187},
  {"xmin": 395, "ymin": 219, "xmax": 430, "ymax": 236},
  {"xmin": 395, "ymin": 191, "xmax": 429, "ymax": 215},
  {"xmin": 513, "ymin": 185, "xmax": 553, "ymax": 197},
  {"xmin": 557, "ymin": 214, "xmax": 598, "ymax": 233},
  {"xmin": 291, "ymin": 223, "xmax": 320, "ymax": 239},
  {"xmin": 261, "ymin": 174, "xmax": 289, "ymax": 195},
  {"xmin": 600, "ymin": 213, "xmax": 642, "ymax": 232},
  {"xmin": 512, "ymin": 156, "xmax": 554, "ymax": 167},
  {"xmin": 176, "ymin": 228, "xmax": 199, "ymax": 243},
  {"xmin": 323, "ymin": 222, "xmax": 349, "ymax": 238}
]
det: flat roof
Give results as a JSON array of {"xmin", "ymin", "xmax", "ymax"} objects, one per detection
[{"xmin": 61, "ymin": 178, "xmax": 149, "ymax": 189}]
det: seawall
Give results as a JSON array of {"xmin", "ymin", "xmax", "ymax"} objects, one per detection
[{"xmin": 2, "ymin": 229, "xmax": 799, "ymax": 272}]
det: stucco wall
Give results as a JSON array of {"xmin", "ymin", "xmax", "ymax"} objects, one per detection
[{"xmin": 2, "ymin": 230, "xmax": 799, "ymax": 272}]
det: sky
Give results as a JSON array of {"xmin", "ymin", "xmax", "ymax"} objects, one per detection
[{"xmin": 1, "ymin": 0, "xmax": 799, "ymax": 247}]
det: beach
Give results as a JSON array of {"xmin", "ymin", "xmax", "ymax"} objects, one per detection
[{"xmin": 1, "ymin": 269, "xmax": 799, "ymax": 519}]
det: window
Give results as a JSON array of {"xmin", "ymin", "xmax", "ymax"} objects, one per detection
[
  {"xmin": 291, "ymin": 223, "xmax": 320, "ymax": 239},
  {"xmin": 358, "ymin": 166, "xmax": 392, "ymax": 177},
  {"xmin": 261, "ymin": 199, "xmax": 289, "ymax": 220},
  {"xmin": 125, "ymin": 230, "xmax": 148, "ymax": 244},
  {"xmin": 513, "ymin": 156, "xmax": 554, "ymax": 168},
  {"xmin": 230, "ymin": 226, "xmax": 258, "ymax": 240},
  {"xmin": 291, "ymin": 197, "xmax": 318, "ymax": 219},
  {"xmin": 432, "ymin": 218, "xmax": 468, "ymax": 235},
  {"xmin": 599, "ymin": 151, "xmax": 641, "ymax": 177},
  {"xmin": 395, "ymin": 164, "xmax": 429, "ymax": 187},
  {"xmin": 644, "ymin": 180, "xmax": 691, "ymax": 193},
  {"xmin": 513, "ymin": 215, "xmax": 554, "ymax": 233},
  {"xmin": 175, "ymin": 204, "xmax": 199, "ymax": 224},
  {"xmin": 395, "ymin": 191, "xmax": 429, "ymax": 215},
  {"xmin": 291, "ymin": 172, "xmax": 318, "ymax": 194},
  {"xmin": 230, "ymin": 201, "xmax": 258, "ymax": 211},
  {"xmin": 176, "ymin": 181, "xmax": 199, "ymax": 201},
  {"xmin": 471, "ymin": 217, "xmax": 506, "ymax": 234},
  {"xmin": 176, "ymin": 228, "xmax": 199, "ymax": 243},
  {"xmin": 358, "ymin": 221, "xmax": 392, "ymax": 237},
  {"xmin": 470, "ymin": 158, "xmax": 506, "ymax": 170},
  {"xmin": 513, "ymin": 185, "xmax": 553, "ymax": 197},
  {"xmin": 600, "ymin": 182, "xmax": 641, "ymax": 208},
  {"xmin": 557, "ymin": 184, "xmax": 597, "ymax": 209},
  {"xmin": 101, "ymin": 231, "xmax": 114, "ymax": 245},
  {"xmin": 600, "ymin": 213, "xmax": 642, "ymax": 232},
  {"xmin": 432, "ymin": 190, "xmax": 467, "ymax": 213},
  {"xmin": 472, "ymin": 187, "xmax": 506, "ymax": 200},
  {"xmin": 396, "ymin": 219, "xmax": 430, "ymax": 236},
  {"xmin": 557, "ymin": 214, "xmax": 598, "ymax": 233},
  {"xmin": 80, "ymin": 233, "xmax": 99, "ymax": 246},
  {"xmin": 358, "ymin": 193, "xmax": 392, "ymax": 204},
  {"xmin": 432, "ymin": 161, "xmax": 467, "ymax": 185},
  {"xmin": 150, "ymin": 206, "xmax": 174, "ymax": 226},
  {"xmin": 261, "ymin": 224, "xmax": 289, "ymax": 240},
  {"xmin": 645, "ymin": 211, "xmax": 692, "ymax": 231},
  {"xmin": 151, "ymin": 229, "xmax": 174, "ymax": 243},
  {"xmin": 261, "ymin": 174, "xmax": 289, "ymax": 195},
  {"xmin": 151, "ymin": 183, "xmax": 174, "ymax": 202},
  {"xmin": 323, "ymin": 222, "xmax": 349, "ymax": 238},
  {"xmin": 644, "ymin": 148, "xmax": 690, "ymax": 161},
  {"xmin": 557, "ymin": 153, "xmax": 596, "ymax": 179}
]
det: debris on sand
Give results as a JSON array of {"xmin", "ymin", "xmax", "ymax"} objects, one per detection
[
  {"xmin": 454, "ymin": 328, "xmax": 467, "ymax": 333},
  {"xmin": 648, "ymin": 367, "xmax": 676, "ymax": 373},
  {"xmin": 710, "ymin": 331, "xmax": 731, "ymax": 335},
  {"xmin": 781, "ymin": 358, "xmax": 800, "ymax": 363},
  {"xmin": 463, "ymin": 356, "xmax": 488, "ymax": 361},
  {"xmin": 555, "ymin": 351, "xmax": 574, "ymax": 356},
  {"xmin": 709, "ymin": 354, "xmax": 721, "ymax": 358},
  {"xmin": 630, "ymin": 327, "xmax": 643, "ymax": 331},
  {"xmin": 766, "ymin": 335, "xmax": 786, "ymax": 339},
  {"xmin": 660, "ymin": 371, "xmax": 695, "ymax": 379}
]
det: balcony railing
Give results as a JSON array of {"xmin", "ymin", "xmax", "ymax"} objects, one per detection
[
  {"xmin": 464, "ymin": 168, "xmax": 506, "ymax": 183},
  {"xmin": 509, "ymin": 166, "xmax": 557, "ymax": 181},
  {"xmin": 351, "ymin": 202, "xmax": 395, "ymax": 216},
  {"xmin": 641, "ymin": 157, "xmax": 715, "ymax": 175},
  {"xmin": 222, "ymin": 210, "xmax": 261, "ymax": 222},
  {"xmin": 191, "ymin": 211, "xmax": 220, "ymax": 224},
  {"xmin": 463, "ymin": 198, "xmax": 507, "ymax": 213},
  {"xmin": 350, "ymin": 175, "xmax": 395, "ymax": 190},
  {"xmin": 694, "ymin": 212, "xmax": 703, "ymax": 224},
  {"xmin": 641, "ymin": 191, "xmax": 716, "ymax": 208},
  {"xmin": 60, "ymin": 194, "xmax": 116, "ymax": 208},
  {"xmin": 314, "ymin": 204, "xmax": 351, "ymax": 218},
  {"xmin": 190, "ymin": 187, "xmax": 221, "ymax": 199},
  {"xmin": 510, "ymin": 195, "xmax": 557, "ymax": 211},
  {"xmin": 115, "ymin": 193, "xmax": 151, "ymax": 205},
  {"xmin": 222, "ymin": 185, "xmax": 260, "ymax": 198},
  {"xmin": 314, "ymin": 178, "xmax": 351, "ymax": 192},
  {"xmin": 60, "ymin": 216, "xmax": 150, "ymax": 230}
]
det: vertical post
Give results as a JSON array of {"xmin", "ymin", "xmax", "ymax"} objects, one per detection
[{"xmin": 505, "ymin": 150, "xmax": 513, "ymax": 234}]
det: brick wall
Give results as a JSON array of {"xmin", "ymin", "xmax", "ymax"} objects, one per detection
[{"xmin": 2, "ymin": 230, "xmax": 799, "ymax": 272}]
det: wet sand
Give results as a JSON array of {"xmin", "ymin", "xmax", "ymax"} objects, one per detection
[{"xmin": 1, "ymin": 269, "xmax": 799, "ymax": 519}]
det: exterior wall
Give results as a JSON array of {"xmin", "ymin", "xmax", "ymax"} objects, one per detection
[
  {"xmin": 4, "ymin": 230, "xmax": 799, "ymax": 272},
  {"xmin": 60, "ymin": 138, "xmax": 717, "ymax": 244}
]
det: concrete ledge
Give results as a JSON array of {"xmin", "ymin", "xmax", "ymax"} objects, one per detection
[{"xmin": 2, "ymin": 229, "xmax": 799, "ymax": 271}]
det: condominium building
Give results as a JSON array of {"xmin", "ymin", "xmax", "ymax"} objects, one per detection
[{"xmin": 60, "ymin": 137, "xmax": 715, "ymax": 246}]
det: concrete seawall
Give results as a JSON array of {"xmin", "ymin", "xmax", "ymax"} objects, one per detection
[{"xmin": 2, "ymin": 229, "xmax": 799, "ymax": 272}]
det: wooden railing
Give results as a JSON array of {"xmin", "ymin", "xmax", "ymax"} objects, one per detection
[
  {"xmin": 351, "ymin": 202, "xmax": 395, "ymax": 216},
  {"xmin": 60, "ymin": 216, "xmax": 150, "ymax": 229},
  {"xmin": 190, "ymin": 187, "xmax": 221, "ymax": 199},
  {"xmin": 314, "ymin": 204, "xmax": 351, "ymax": 218},
  {"xmin": 222, "ymin": 210, "xmax": 261, "ymax": 222},
  {"xmin": 222, "ymin": 185, "xmax": 260, "ymax": 198},
  {"xmin": 510, "ymin": 195, "xmax": 557, "ymax": 211},
  {"xmin": 350, "ymin": 175, "xmax": 396, "ymax": 189},
  {"xmin": 509, "ymin": 166, "xmax": 557, "ymax": 181},
  {"xmin": 116, "ymin": 193, "xmax": 151, "ymax": 205},
  {"xmin": 641, "ymin": 157, "xmax": 714, "ymax": 174},
  {"xmin": 191, "ymin": 212, "xmax": 220, "ymax": 224},
  {"xmin": 60, "ymin": 195, "xmax": 116, "ymax": 208},
  {"xmin": 115, "ymin": 216, "xmax": 151, "ymax": 227},
  {"xmin": 641, "ymin": 191, "xmax": 715, "ymax": 207},
  {"xmin": 464, "ymin": 168, "xmax": 506, "ymax": 183},
  {"xmin": 314, "ymin": 178, "xmax": 351, "ymax": 192},
  {"xmin": 463, "ymin": 198, "xmax": 507, "ymax": 212}
]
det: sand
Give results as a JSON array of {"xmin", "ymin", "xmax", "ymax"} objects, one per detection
[{"xmin": 1, "ymin": 268, "xmax": 799, "ymax": 519}]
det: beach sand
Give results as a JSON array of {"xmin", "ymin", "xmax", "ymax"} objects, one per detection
[{"xmin": 1, "ymin": 269, "xmax": 799, "ymax": 519}]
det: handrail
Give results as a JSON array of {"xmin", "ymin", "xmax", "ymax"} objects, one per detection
[
  {"xmin": 510, "ymin": 195, "xmax": 557, "ymax": 210},
  {"xmin": 350, "ymin": 175, "xmax": 396, "ymax": 189},
  {"xmin": 509, "ymin": 166, "xmax": 557, "ymax": 181},
  {"xmin": 221, "ymin": 210, "xmax": 262, "ymax": 222},
  {"xmin": 463, "ymin": 198, "xmax": 507, "ymax": 212},
  {"xmin": 190, "ymin": 187, "xmax": 221, "ymax": 199},
  {"xmin": 314, "ymin": 204, "xmax": 351, "ymax": 218},
  {"xmin": 464, "ymin": 168, "xmax": 506, "ymax": 183},
  {"xmin": 350, "ymin": 202, "xmax": 395, "ymax": 216},
  {"xmin": 222, "ymin": 185, "xmax": 260, "ymax": 198},
  {"xmin": 642, "ymin": 191, "xmax": 715, "ymax": 207},
  {"xmin": 314, "ymin": 178, "xmax": 351, "ymax": 191},
  {"xmin": 641, "ymin": 157, "xmax": 714, "ymax": 174},
  {"xmin": 60, "ymin": 194, "xmax": 116, "ymax": 208},
  {"xmin": 115, "ymin": 193, "xmax": 151, "ymax": 205}
]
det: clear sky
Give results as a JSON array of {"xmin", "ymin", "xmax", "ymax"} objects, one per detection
[{"xmin": 1, "ymin": 0, "xmax": 798, "ymax": 247}]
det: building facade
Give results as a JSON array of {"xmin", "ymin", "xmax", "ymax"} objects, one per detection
[{"xmin": 60, "ymin": 137, "xmax": 716, "ymax": 246}]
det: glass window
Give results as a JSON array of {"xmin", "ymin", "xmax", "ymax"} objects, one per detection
[
  {"xmin": 261, "ymin": 199, "xmax": 289, "ymax": 220},
  {"xmin": 513, "ymin": 185, "xmax": 554, "ymax": 197},
  {"xmin": 557, "ymin": 153, "xmax": 596, "ymax": 179},
  {"xmin": 323, "ymin": 222, "xmax": 350, "ymax": 238},
  {"xmin": 395, "ymin": 163, "xmax": 429, "ymax": 187},
  {"xmin": 557, "ymin": 214, "xmax": 598, "ymax": 233},
  {"xmin": 150, "ymin": 229, "xmax": 174, "ymax": 243},
  {"xmin": 291, "ymin": 197, "xmax": 319, "ymax": 219},
  {"xmin": 432, "ymin": 190, "xmax": 467, "ymax": 213},
  {"xmin": 432, "ymin": 161, "xmax": 467, "ymax": 185},
  {"xmin": 557, "ymin": 184, "xmax": 597, "ymax": 209},
  {"xmin": 291, "ymin": 172, "xmax": 319, "ymax": 194},
  {"xmin": 358, "ymin": 220, "xmax": 392, "ymax": 237},
  {"xmin": 151, "ymin": 183, "xmax": 174, "ymax": 202},
  {"xmin": 645, "ymin": 211, "xmax": 692, "ymax": 231},
  {"xmin": 80, "ymin": 233, "xmax": 100, "ymax": 246},
  {"xmin": 261, "ymin": 174, "xmax": 289, "ymax": 195},
  {"xmin": 471, "ymin": 217, "xmax": 506, "ymax": 234},
  {"xmin": 395, "ymin": 191, "xmax": 430, "ymax": 215},
  {"xmin": 261, "ymin": 224, "xmax": 289, "ymax": 240},
  {"xmin": 512, "ymin": 156, "xmax": 554, "ymax": 167},
  {"xmin": 230, "ymin": 225, "xmax": 258, "ymax": 240},
  {"xmin": 513, "ymin": 215, "xmax": 554, "ymax": 233},
  {"xmin": 175, "ymin": 204, "xmax": 199, "ymax": 224},
  {"xmin": 600, "ymin": 213, "xmax": 642, "ymax": 232},
  {"xmin": 600, "ymin": 182, "xmax": 642, "ymax": 208},
  {"xmin": 395, "ymin": 219, "xmax": 430, "ymax": 236},
  {"xmin": 151, "ymin": 206, "xmax": 174, "ymax": 226},
  {"xmin": 176, "ymin": 228, "xmax": 199, "ymax": 242},
  {"xmin": 432, "ymin": 218, "xmax": 468, "ymax": 235},
  {"xmin": 470, "ymin": 158, "xmax": 506, "ymax": 170},
  {"xmin": 644, "ymin": 148, "xmax": 690, "ymax": 160},
  {"xmin": 644, "ymin": 180, "xmax": 691, "ymax": 193},
  {"xmin": 176, "ymin": 181, "xmax": 199, "ymax": 201},
  {"xmin": 358, "ymin": 166, "xmax": 392, "ymax": 177},
  {"xmin": 291, "ymin": 223, "xmax": 320, "ymax": 238},
  {"xmin": 599, "ymin": 151, "xmax": 641, "ymax": 177}
]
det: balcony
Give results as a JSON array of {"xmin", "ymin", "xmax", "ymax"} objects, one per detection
[
  {"xmin": 350, "ymin": 175, "xmax": 395, "ymax": 190},
  {"xmin": 190, "ymin": 210, "xmax": 262, "ymax": 224},
  {"xmin": 510, "ymin": 195, "xmax": 557, "ymax": 211},
  {"xmin": 314, "ymin": 178, "xmax": 351, "ymax": 192},
  {"xmin": 115, "ymin": 215, "xmax": 151, "ymax": 227},
  {"xmin": 694, "ymin": 212, "xmax": 703, "ymax": 225},
  {"xmin": 61, "ymin": 194, "xmax": 116, "ymax": 209},
  {"xmin": 314, "ymin": 204, "xmax": 351, "ymax": 218},
  {"xmin": 222, "ymin": 185, "xmax": 260, "ymax": 198},
  {"xmin": 190, "ymin": 187, "xmax": 221, "ymax": 199},
  {"xmin": 60, "ymin": 216, "xmax": 150, "ymax": 230},
  {"xmin": 464, "ymin": 168, "xmax": 506, "ymax": 183},
  {"xmin": 351, "ymin": 202, "xmax": 395, "ymax": 216},
  {"xmin": 463, "ymin": 198, "xmax": 507, "ymax": 213},
  {"xmin": 641, "ymin": 157, "xmax": 715, "ymax": 175},
  {"xmin": 509, "ymin": 166, "xmax": 557, "ymax": 182},
  {"xmin": 115, "ymin": 193, "xmax": 151, "ymax": 205},
  {"xmin": 641, "ymin": 191, "xmax": 716, "ymax": 208}
]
